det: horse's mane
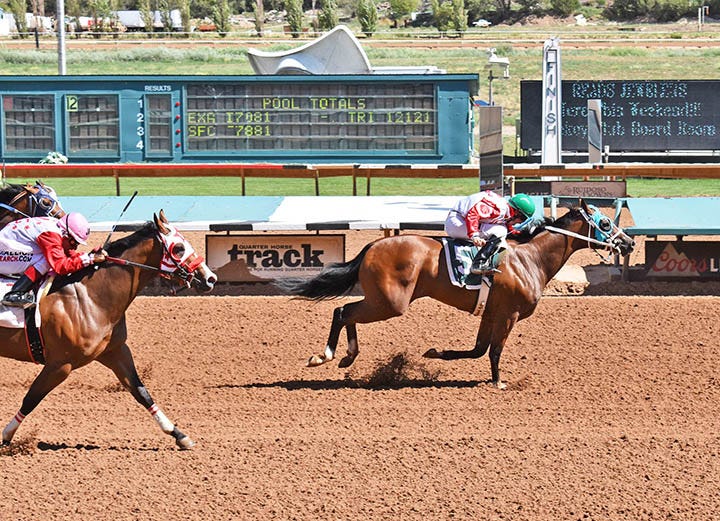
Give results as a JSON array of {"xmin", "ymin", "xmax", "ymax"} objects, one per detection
[
  {"xmin": 551, "ymin": 207, "xmax": 584, "ymax": 229},
  {"xmin": 50, "ymin": 222, "xmax": 156, "ymax": 290},
  {"xmin": 0, "ymin": 183, "xmax": 25, "ymax": 204},
  {"xmin": 105, "ymin": 221, "xmax": 156, "ymax": 256}
]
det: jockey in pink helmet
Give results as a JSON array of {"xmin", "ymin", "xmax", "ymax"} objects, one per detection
[
  {"xmin": 0, "ymin": 212, "xmax": 106, "ymax": 308},
  {"xmin": 58, "ymin": 212, "xmax": 91, "ymax": 245}
]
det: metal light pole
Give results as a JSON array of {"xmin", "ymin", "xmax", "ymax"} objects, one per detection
[{"xmin": 57, "ymin": 0, "xmax": 66, "ymax": 74}]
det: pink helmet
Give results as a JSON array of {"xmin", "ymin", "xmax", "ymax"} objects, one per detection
[{"xmin": 58, "ymin": 212, "xmax": 90, "ymax": 245}]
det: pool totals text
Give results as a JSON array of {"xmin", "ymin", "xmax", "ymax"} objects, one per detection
[{"xmin": 184, "ymin": 83, "xmax": 437, "ymax": 153}]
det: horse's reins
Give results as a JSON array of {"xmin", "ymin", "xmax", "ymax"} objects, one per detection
[
  {"xmin": 0, "ymin": 189, "xmax": 33, "ymax": 218},
  {"xmin": 0, "ymin": 202, "xmax": 30, "ymax": 218},
  {"xmin": 104, "ymin": 253, "xmax": 201, "ymax": 288},
  {"xmin": 544, "ymin": 225, "xmax": 611, "ymax": 249}
]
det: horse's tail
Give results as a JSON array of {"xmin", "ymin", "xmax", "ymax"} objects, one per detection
[{"xmin": 276, "ymin": 243, "xmax": 373, "ymax": 300}]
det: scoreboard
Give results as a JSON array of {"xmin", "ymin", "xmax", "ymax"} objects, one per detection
[
  {"xmin": 520, "ymin": 79, "xmax": 720, "ymax": 153},
  {"xmin": 0, "ymin": 74, "xmax": 478, "ymax": 164}
]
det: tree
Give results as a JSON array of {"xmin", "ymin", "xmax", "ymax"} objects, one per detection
[
  {"xmin": 317, "ymin": 0, "xmax": 338, "ymax": 30},
  {"xmin": 88, "ymin": 0, "xmax": 115, "ymax": 36},
  {"xmin": 252, "ymin": 0, "xmax": 263, "ymax": 36},
  {"xmin": 213, "ymin": 0, "xmax": 232, "ymax": 36},
  {"xmin": 138, "ymin": 0, "xmax": 154, "ymax": 36},
  {"xmin": 159, "ymin": 0, "xmax": 175, "ymax": 32},
  {"xmin": 358, "ymin": 0, "xmax": 377, "ymax": 37},
  {"xmin": 8, "ymin": 0, "xmax": 28, "ymax": 38},
  {"xmin": 431, "ymin": 0, "xmax": 453, "ymax": 35},
  {"xmin": 178, "ymin": 0, "xmax": 192, "ymax": 34},
  {"xmin": 390, "ymin": 0, "xmax": 420, "ymax": 27},
  {"xmin": 451, "ymin": 0, "xmax": 467, "ymax": 35},
  {"xmin": 285, "ymin": 0, "xmax": 303, "ymax": 37}
]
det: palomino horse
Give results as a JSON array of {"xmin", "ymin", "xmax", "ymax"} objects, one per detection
[
  {"xmin": 1, "ymin": 210, "xmax": 217, "ymax": 449},
  {"xmin": 0, "ymin": 181, "xmax": 65, "ymax": 228},
  {"xmin": 280, "ymin": 201, "xmax": 635, "ymax": 389}
]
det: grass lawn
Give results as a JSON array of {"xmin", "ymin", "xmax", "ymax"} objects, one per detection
[{"xmin": 6, "ymin": 175, "xmax": 720, "ymax": 197}]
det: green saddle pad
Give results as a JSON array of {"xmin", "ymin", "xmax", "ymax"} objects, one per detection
[{"xmin": 441, "ymin": 238, "xmax": 495, "ymax": 289}]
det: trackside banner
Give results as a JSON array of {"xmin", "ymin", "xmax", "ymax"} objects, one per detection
[
  {"xmin": 645, "ymin": 241, "xmax": 720, "ymax": 279},
  {"xmin": 206, "ymin": 234, "xmax": 345, "ymax": 282}
]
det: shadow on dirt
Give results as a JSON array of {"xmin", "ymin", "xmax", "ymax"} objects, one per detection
[{"xmin": 212, "ymin": 378, "xmax": 485, "ymax": 391}]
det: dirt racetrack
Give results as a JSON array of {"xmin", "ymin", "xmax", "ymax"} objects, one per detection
[{"xmin": 1, "ymin": 229, "xmax": 719, "ymax": 520}]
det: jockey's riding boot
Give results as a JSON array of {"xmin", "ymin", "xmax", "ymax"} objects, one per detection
[
  {"xmin": 470, "ymin": 238, "xmax": 500, "ymax": 275},
  {"xmin": 2, "ymin": 274, "xmax": 36, "ymax": 309}
]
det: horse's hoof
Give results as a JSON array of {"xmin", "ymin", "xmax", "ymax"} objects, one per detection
[
  {"xmin": 488, "ymin": 380, "xmax": 507, "ymax": 390},
  {"xmin": 307, "ymin": 354, "xmax": 326, "ymax": 367},
  {"xmin": 338, "ymin": 355, "xmax": 356, "ymax": 368},
  {"xmin": 423, "ymin": 348, "xmax": 441, "ymax": 359},
  {"xmin": 176, "ymin": 435, "xmax": 195, "ymax": 450}
]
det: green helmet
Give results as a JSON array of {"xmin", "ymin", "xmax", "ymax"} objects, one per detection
[{"xmin": 508, "ymin": 193, "xmax": 536, "ymax": 219}]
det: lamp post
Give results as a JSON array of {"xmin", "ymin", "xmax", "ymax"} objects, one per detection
[{"xmin": 57, "ymin": 0, "xmax": 66, "ymax": 74}]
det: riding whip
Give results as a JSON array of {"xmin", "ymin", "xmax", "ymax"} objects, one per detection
[{"xmin": 103, "ymin": 190, "xmax": 138, "ymax": 248}]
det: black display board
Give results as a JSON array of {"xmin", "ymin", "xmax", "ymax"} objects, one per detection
[
  {"xmin": 520, "ymin": 80, "xmax": 720, "ymax": 152},
  {"xmin": 184, "ymin": 82, "xmax": 436, "ymax": 152}
]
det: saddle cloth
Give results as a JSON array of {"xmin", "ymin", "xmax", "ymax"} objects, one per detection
[
  {"xmin": 0, "ymin": 277, "xmax": 52, "ymax": 329},
  {"xmin": 441, "ymin": 238, "xmax": 494, "ymax": 316},
  {"xmin": 441, "ymin": 238, "xmax": 494, "ymax": 290}
]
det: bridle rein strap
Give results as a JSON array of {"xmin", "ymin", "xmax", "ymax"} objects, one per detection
[
  {"xmin": 544, "ymin": 225, "xmax": 612, "ymax": 250},
  {"xmin": 0, "ymin": 189, "xmax": 33, "ymax": 218},
  {"xmin": 104, "ymin": 255, "xmax": 199, "ymax": 287}
]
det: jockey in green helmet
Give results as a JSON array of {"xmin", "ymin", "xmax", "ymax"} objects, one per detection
[
  {"xmin": 507, "ymin": 193, "xmax": 536, "ymax": 221},
  {"xmin": 444, "ymin": 191, "xmax": 537, "ymax": 275}
]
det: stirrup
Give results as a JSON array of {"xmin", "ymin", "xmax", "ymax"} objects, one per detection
[
  {"xmin": 470, "ymin": 259, "xmax": 489, "ymax": 275},
  {"xmin": 2, "ymin": 292, "xmax": 36, "ymax": 309},
  {"xmin": 470, "ymin": 256, "xmax": 501, "ymax": 275}
]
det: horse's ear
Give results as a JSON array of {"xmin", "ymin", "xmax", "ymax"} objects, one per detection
[
  {"xmin": 153, "ymin": 212, "xmax": 165, "ymax": 232},
  {"xmin": 154, "ymin": 210, "xmax": 170, "ymax": 234},
  {"xmin": 159, "ymin": 209, "xmax": 169, "ymax": 224},
  {"xmin": 579, "ymin": 198, "xmax": 590, "ymax": 213}
]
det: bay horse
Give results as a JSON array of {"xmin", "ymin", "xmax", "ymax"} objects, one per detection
[
  {"xmin": 279, "ymin": 201, "xmax": 635, "ymax": 389},
  {"xmin": 0, "ymin": 181, "xmax": 65, "ymax": 228},
  {"xmin": 1, "ymin": 210, "xmax": 217, "ymax": 449}
]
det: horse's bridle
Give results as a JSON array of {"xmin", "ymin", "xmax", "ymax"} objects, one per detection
[
  {"xmin": 105, "ymin": 223, "xmax": 206, "ymax": 289},
  {"xmin": 545, "ymin": 206, "xmax": 624, "ymax": 254},
  {"xmin": 0, "ymin": 183, "xmax": 64, "ymax": 220},
  {"xmin": 156, "ymin": 223, "xmax": 206, "ymax": 287}
]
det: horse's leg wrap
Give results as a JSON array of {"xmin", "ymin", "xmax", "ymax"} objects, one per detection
[
  {"xmin": 2, "ymin": 411, "xmax": 25, "ymax": 444},
  {"xmin": 148, "ymin": 404, "xmax": 195, "ymax": 450}
]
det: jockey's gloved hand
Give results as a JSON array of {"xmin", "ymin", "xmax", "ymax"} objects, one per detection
[
  {"xmin": 91, "ymin": 251, "xmax": 107, "ymax": 264},
  {"xmin": 471, "ymin": 235, "xmax": 486, "ymax": 248}
]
